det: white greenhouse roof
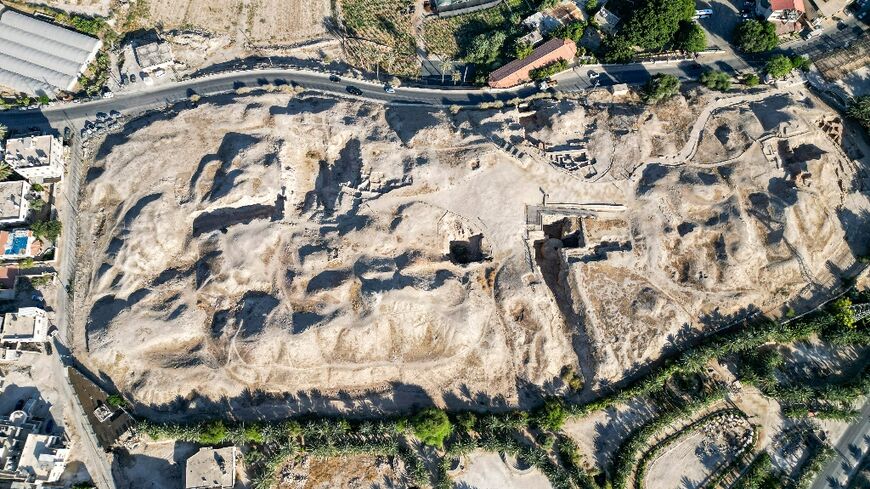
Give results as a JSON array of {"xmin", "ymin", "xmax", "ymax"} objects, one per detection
[{"xmin": 0, "ymin": 7, "xmax": 102, "ymax": 96}]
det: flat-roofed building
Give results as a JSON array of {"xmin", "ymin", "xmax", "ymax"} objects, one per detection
[
  {"xmin": 0, "ymin": 7, "xmax": 102, "ymax": 96},
  {"xmin": 1, "ymin": 307, "xmax": 48, "ymax": 345},
  {"xmin": 185, "ymin": 447, "xmax": 237, "ymax": 489},
  {"xmin": 0, "ymin": 229, "xmax": 38, "ymax": 260},
  {"xmin": 0, "ymin": 182, "xmax": 29, "ymax": 226},
  {"xmin": 488, "ymin": 38, "xmax": 576, "ymax": 88},
  {"xmin": 3, "ymin": 135, "xmax": 65, "ymax": 182},
  {"xmin": 0, "ymin": 266, "xmax": 19, "ymax": 300}
]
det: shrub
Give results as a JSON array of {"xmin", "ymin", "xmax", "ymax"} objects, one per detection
[
  {"xmin": 30, "ymin": 198, "xmax": 46, "ymax": 212},
  {"xmin": 0, "ymin": 163, "xmax": 12, "ymax": 182},
  {"xmin": 675, "ymin": 20, "xmax": 706, "ymax": 52},
  {"xmin": 765, "ymin": 54, "xmax": 794, "ymax": 78},
  {"xmin": 513, "ymin": 40, "xmax": 534, "ymax": 59},
  {"xmin": 31, "ymin": 219, "xmax": 62, "ymax": 242},
  {"xmin": 831, "ymin": 297, "xmax": 856, "ymax": 329},
  {"xmin": 791, "ymin": 55, "xmax": 811, "ymax": 71},
  {"xmin": 552, "ymin": 20, "xmax": 586, "ymax": 41},
  {"xmin": 533, "ymin": 398, "xmax": 567, "ymax": 431},
  {"xmin": 198, "ymin": 420, "xmax": 228, "ymax": 445},
  {"xmin": 733, "ymin": 19, "xmax": 778, "ymax": 52},
  {"xmin": 411, "ymin": 408, "xmax": 452, "ymax": 448},
  {"xmin": 529, "ymin": 59, "xmax": 569, "ymax": 80},
  {"xmin": 642, "ymin": 73, "xmax": 680, "ymax": 104},
  {"xmin": 106, "ymin": 394, "xmax": 128, "ymax": 409},
  {"xmin": 700, "ymin": 70, "xmax": 731, "ymax": 91},
  {"xmin": 847, "ymin": 95, "xmax": 870, "ymax": 131},
  {"xmin": 455, "ymin": 412, "xmax": 477, "ymax": 433}
]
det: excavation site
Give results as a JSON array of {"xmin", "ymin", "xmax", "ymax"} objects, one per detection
[{"xmin": 72, "ymin": 88, "xmax": 870, "ymax": 415}]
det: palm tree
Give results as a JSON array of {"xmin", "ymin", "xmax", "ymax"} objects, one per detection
[{"xmin": 0, "ymin": 163, "xmax": 11, "ymax": 182}]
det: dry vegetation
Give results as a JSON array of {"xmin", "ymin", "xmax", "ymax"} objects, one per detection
[{"xmin": 339, "ymin": 0, "xmax": 419, "ymax": 76}]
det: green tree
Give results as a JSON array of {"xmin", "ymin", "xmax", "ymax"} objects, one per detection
[
  {"xmin": 584, "ymin": 0, "xmax": 599, "ymax": 14},
  {"xmin": 743, "ymin": 73, "xmax": 760, "ymax": 87},
  {"xmin": 552, "ymin": 20, "xmax": 587, "ymax": 42},
  {"xmin": 0, "ymin": 163, "xmax": 12, "ymax": 182},
  {"xmin": 513, "ymin": 40, "xmax": 534, "ymax": 60},
  {"xmin": 31, "ymin": 219, "xmax": 62, "ymax": 242},
  {"xmin": 456, "ymin": 412, "xmax": 477, "ymax": 433},
  {"xmin": 733, "ymin": 19, "xmax": 778, "ymax": 52},
  {"xmin": 831, "ymin": 297, "xmax": 856, "ymax": 329},
  {"xmin": 602, "ymin": 34, "xmax": 635, "ymax": 63},
  {"xmin": 700, "ymin": 70, "xmax": 731, "ymax": 91},
  {"xmin": 847, "ymin": 95, "xmax": 870, "ymax": 131},
  {"xmin": 765, "ymin": 54, "xmax": 794, "ymax": 78},
  {"xmin": 19, "ymin": 257, "xmax": 35, "ymax": 269},
  {"xmin": 0, "ymin": 124, "xmax": 6, "ymax": 141},
  {"xmin": 791, "ymin": 55, "xmax": 811, "ymax": 71},
  {"xmin": 642, "ymin": 73, "xmax": 681, "ymax": 104},
  {"xmin": 539, "ymin": 0, "xmax": 560, "ymax": 10},
  {"xmin": 30, "ymin": 198, "xmax": 46, "ymax": 212},
  {"xmin": 411, "ymin": 408, "xmax": 452, "ymax": 448},
  {"xmin": 534, "ymin": 398, "xmax": 567, "ymax": 431},
  {"xmin": 465, "ymin": 31, "xmax": 507, "ymax": 65},
  {"xmin": 106, "ymin": 394, "xmax": 128, "ymax": 409},
  {"xmin": 197, "ymin": 420, "xmax": 227, "ymax": 445},
  {"xmin": 621, "ymin": 0, "xmax": 695, "ymax": 50},
  {"xmin": 675, "ymin": 20, "xmax": 706, "ymax": 52}
]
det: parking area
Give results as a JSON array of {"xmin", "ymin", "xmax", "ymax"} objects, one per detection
[
  {"xmin": 80, "ymin": 110, "xmax": 125, "ymax": 139},
  {"xmin": 697, "ymin": 0, "xmax": 754, "ymax": 72}
]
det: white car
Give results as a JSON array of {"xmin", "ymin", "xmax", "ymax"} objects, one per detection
[
  {"xmin": 384, "ymin": 84, "xmax": 396, "ymax": 94},
  {"xmin": 102, "ymin": 91, "xmax": 114, "ymax": 99}
]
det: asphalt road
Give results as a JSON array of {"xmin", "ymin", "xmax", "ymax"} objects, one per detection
[
  {"xmin": 0, "ymin": 69, "xmax": 540, "ymax": 134},
  {"xmin": 811, "ymin": 398, "xmax": 870, "ymax": 489}
]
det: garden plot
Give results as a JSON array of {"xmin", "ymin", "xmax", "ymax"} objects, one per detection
[{"xmin": 340, "ymin": 0, "xmax": 419, "ymax": 77}]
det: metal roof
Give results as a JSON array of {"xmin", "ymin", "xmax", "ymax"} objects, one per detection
[{"xmin": 0, "ymin": 7, "xmax": 102, "ymax": 96}]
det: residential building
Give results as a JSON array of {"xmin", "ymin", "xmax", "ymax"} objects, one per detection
[
  {"xmin": 0, "ymin": 229, "xmax": 39, "ymax": 260},
  {"xmin": 133, "ymin": 41, "xmax": 174, "ymax": 72},
  {"xmin": 0, "ymin": 307, "xmax": 49, "ymax": 345},
  {"xmin": 185, "ymin": 446, "xmax": 237, "ymax": 489},
  {"xmin": 0, "ymin": 397, "xmax": 69, "ymax": 486},
  {"xmin": 521, "ymin": 2, "xmax": 588, "ymax": 46},
  {"xmin": 0, "ymin": 6, "xmax": 102, "ymax": 96},
  {"xmin": 2, "ymin": 135, "xmax": 65, "ymax": 182},
  {"xmin": 488, "ymin": 38, "xmax": 577, "ymax": 88},
  {"xmin": 593, "ymin": 6, "xmax": 622, "ymax": 34},
  {"xmin": 756, "ymin": 0, "xmax": 805, "ymax": 23},
  {"xmin": 0, "ymin": 182, "xmax": 29, "ymax": 226}
]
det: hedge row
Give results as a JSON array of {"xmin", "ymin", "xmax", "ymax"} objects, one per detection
[{"xmin": 609, "ymin": 386, "xmax": 727, "ymax": 489}]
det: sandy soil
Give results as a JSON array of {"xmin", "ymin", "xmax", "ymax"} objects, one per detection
[
  {"xmin": 143, "ymin": 0, "xmax": 331, "ymax": 45},
  {"xmin": 19, "ymin": 0, "xmax": 111, "ymax": 16},
  {"xmin": 114, "ymin": 440, "xmax": 200, "ymax": 489},
  {"xmin": 73, "ymin": 93, "xmax": 579, "ymax": 413},
  {"xmin": 277, "ymin": 454, "xmax": 406, "ymax": 488},
  {"xmin": 454, "ymin": 451, "xmax": 552, "ymax": 489},
  {"xmin": 72, "ymin": 88, "xmax": 870, "ymax": 417}
]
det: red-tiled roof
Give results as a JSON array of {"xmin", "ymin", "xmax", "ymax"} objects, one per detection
[
  {"xmin": 770, "ymin": 0, "xmax": 805, "ymax": 11},
  {"xmin": 489, "ymin": 38, "xmax": 576, "ymax": 86}
]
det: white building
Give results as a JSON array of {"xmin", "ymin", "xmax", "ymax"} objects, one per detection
[
  {"xmin": 185, "ymin": 446, "xmax": 237, "ymax": 489},
  {"xmin": 0, "ymin": 6, "xmax": 102, "ymax": 96},
  {"xmin": 593, "ymin": 6, "xmax": 621, "ymax": 34},
  {"xmin": 0, "ymin": 182, "xmax": 29, "ymax": 226},
  {"xmin": 0, "ymin": 229, "xmax": 37, "ymax": 260},
  {"xmin": 0, "ymin": 398, "xmax": 69, "ymax": 485},
  {"xmin": 0, "ymin": 307, "xmax": 48, "ymax": 345},
  {"xmin": 2, "ymin": 135, "xmax": 65, "ymax": 182}
]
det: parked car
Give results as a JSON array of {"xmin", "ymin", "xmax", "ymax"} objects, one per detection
[{"xmin": 329, "ymin": 74, "xmax": 341, "ymax": 82}]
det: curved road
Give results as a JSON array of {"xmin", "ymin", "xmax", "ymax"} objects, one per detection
[{"xmin": 0, "ymin": 68, "xmax": 538, "ymax": 132}]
